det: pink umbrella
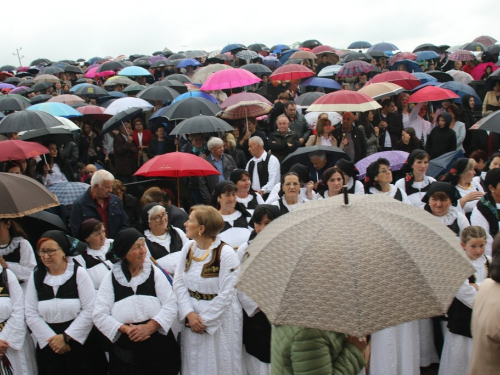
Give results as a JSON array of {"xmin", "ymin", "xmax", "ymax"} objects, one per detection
[
  {"xmin": 200, "ymin": 69, "xmax": 261, "ymax": 91},
  {"xmin": 389, "ymin": 52, "xmax": 417, "ymax": 65},
  {"xmin": 312, "ymin": 45, "xmax": 335, "ymax": 54},
  {"xmin": 84, "ymin": 67, "xmax": 115, "ymax": 78},
  {"xmin": 9, "ymin": 86, "xmax": 30, "ymax": 94},
  {"xmin": 17, "ymin": 66, "xmax": 29, "ymax": 72},
  {"xmin": 220, "ymin": 92, "xmax": 272, "ymax": 109},
  {"xmin": 448, "ymin": 50, "xmax": 475, "ymax": 62},
  {"xmin": 471, "ymin": 62, "xmax": 499, "ymax": 80}
]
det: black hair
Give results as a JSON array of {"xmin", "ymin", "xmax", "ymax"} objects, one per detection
[
  {"xmin": 364, "ymin": 158, "xmax": 391, "ymax": 193},
  {"xmin": 485, "ymin": 168, "xmax": 500, "ymax": 193},
  {"xmin": 381, "ymin": 99, "xmax": 393, "ymax": 108}
]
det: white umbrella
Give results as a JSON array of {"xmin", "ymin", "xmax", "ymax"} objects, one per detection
[
  {"xmin": 53, "ymin": 116, "xmax": 80, "ymax": 131},
  {"xmin": 103, "ymin": 98, "xmax": 154, "ymax": 115}
]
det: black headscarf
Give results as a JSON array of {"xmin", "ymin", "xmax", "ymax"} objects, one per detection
[
  {"xmin": 335, "ymin": 159, "xmax": 359, "ymax": 178},
  {"xmin": 111, "ymin": 228, "xmax": 144, "ymax": 260},
  {"xmin": 75, "ymin": 218, "xmax": 103, "ymax": 242},
  {"xmin": 421, "ymin": 182, "xmax": 458, "ymax": 213},
  {"xmin": 289, "ymin": 163, "xmax": 310, "ymax": 183},
  {"xmin": 39, "ymin": 230, "xmax": 86, "ymax": 256},
  {"xmin": 441, "ymin": 158, "xmax": 470, "ymax": 186},
  {"xmin": 229, "ymin": 169, "xmax": 249, "ymax": 185}
]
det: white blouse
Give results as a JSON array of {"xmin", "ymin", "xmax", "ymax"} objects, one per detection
[
  {"xmin": 456, "ymin": 255, "xmax": 491, "ymax": 308},
  {"xmin": 145, "ymin": 228, "xmax": 188, "ymax": 275},
  {"xmin": 73, "ymin": 240, "xmax": 114, "ymax": 289},
  {"xmin": 0, "ymin": 237, "xmax": 37, "ymax": 284},
  {"xmin": 0, "ymin": 266, "xmax": 25, "ymax": 351},
  {"xmin": 368, "ymin": 185, "xmax": 411, "ymax": 204},
  {"xmin": 394, "ymin": 176, "xmax": 436, "ymax": 208},
  {"xmin": 456, "ymin": 180, "xmax": 484, "ymax": 214},
  {"xmin": 42, "ymin": 163, "xmax": 68, "ymax": 186}
]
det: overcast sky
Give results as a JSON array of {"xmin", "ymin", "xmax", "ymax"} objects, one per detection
[{"xmin": 2, "ymin": 0, "xmax": 498, "ymax": 67}]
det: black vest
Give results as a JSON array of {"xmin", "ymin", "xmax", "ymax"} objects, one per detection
[
  {"xmin": 112, "ymin": 264, "xmax": 156, "ymax": 303},
  {"xmin": 247, "ymin": 154, "xmax": 271, "ymax": 189},
  {"xmin": 222, "ymin": 214, "xmax": 249, "ymax": 232},
  {"xmin": 277, "ymin": 199, "xmax": 289, "ymax": 215},
  {"xmin": 447, "ymin": 219, "xmax": 460, "ymax": 236},
  {"xmin": 185, "ymin": 242, "xmax": 224, "ymax": 278},
  {"xmin": 405, "ymin": 179, "xmax": 432, "ymax": 197},
  {"xmin": 477, "ymin": 194, "xmax": 499, "ymax": 237},
  {"xmin": 146, "ymin": 227, "xmax": 184, "ymax": 260},
  {"xmin": 246, "ymin": 192, "xmax": 260, "ymax": 210},
  {"xmin": 0, "ymin": 269, "xmax": 9, "ymax": 298},
  {"xmin": 79, "ymin": 251, "xmax": 113, "ymax": 270},
  {"xmin": 34, "ymin": 263, "xmax": 80, "ymax": 301},
  {"xmin": 348, "ymin": 182, "xmax": 356, "ymax": 194},
  {"xmin": 2, "ymin": 241, "xmax": 21, "ymax": 263}
]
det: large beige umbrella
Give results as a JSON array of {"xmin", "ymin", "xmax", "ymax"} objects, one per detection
[
  {"xmin": 48, "ymin": 94, "xmax": 85, "ymax": 105},
  {"xmin": 0, "ymin": 173, "xmax": 59, "ymax": 218},
  {"xmin": 103, "ymin": 76, "xmax": 136, "ymax": 86},
  {"xmin": 220, "ymin": 100, "xmax": 272, "ymax": 120},
  {"xmin": 358, "ymin": 82, "xmax": 405, "ymax": 101},
  {"xmin": 33, "ymin": 74, "xmax": 60, "ymax": 83},
  {"xmin": 191, "ymin": 64, "xmax": 233, "ymax": 85},
  {"xmin": 236, "ymin": 194, "xmax": 474, "ymax": 337},
  {"xmin": 290, "ymin": 50, "xmax": 317, "ymax": 60}
]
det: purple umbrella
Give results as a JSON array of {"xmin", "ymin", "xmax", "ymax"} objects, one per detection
[
  {"xmin": 263, "ymin": 56, "xmax": 283, "ymax": 70},
  {"xmin": 8, "ymin": 86, "xmax": 30, "ymax": 94},
  {"xmin": 149, "ymin": 56, "xmax": 168, "ymax": 64},
  {"xmin": 337, "ymin": 61, "xmax": 374, "ymax": 78},
  {"xmin": 355, "ymin": 151, "xmax": 409, "ymax": 180},
  {"xmin": 0, "ymin": 83, "xmax": 16, "ymax": 90}
]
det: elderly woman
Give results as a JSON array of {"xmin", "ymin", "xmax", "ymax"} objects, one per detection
[
  {"xmin": 335, "ymin": 159, "xmax": 364, "ymax": 194},
  {"xmin": 317, "ymin": 167, "xmax": 345, "ymax": 198},
  {"xmin": 224, "ymin": 133, "xmax": 247, "ymax": 169},
  {"xmin": 25, "ymin": 231, "xmax": 106, "ymax": 375},
  {"xmin": 93, "ymin": 228, "xmax": 180, "ymax": 375},
  {"xmin": 441, "ymin": 158, "xmax": 484, "ymax": 216},
  {"xmin": 364, "ymin": 158, "xmax": 410, "ymax": 203},
  {"xmin": 173, "ymin": 205, "xmax": 243, "ymax": 375},
  {"xmin": 75, "ymin": 218, "xmax": 115, "ymax": 289},
  {"xmin": 395, "ymin": 149, "xmax": 436, "ymax": 208},
  {"xmin": 306, "ymin": 117, "xmax": 337, "ymax": 146},
  {"xmin": 142, "ymin": 203, "xmax": 188, "ymax": 274},
  {"xmin": 230, "ymin": 169, "xmax": 265, "ymax": 215},
  {"xmin": 272, "ymin": 172, "xmax": 309, "ymax": 214}
]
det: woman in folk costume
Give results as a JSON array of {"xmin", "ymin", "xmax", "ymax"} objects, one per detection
[
  {"xmin": 363, "ymin": 158, "xmax": 411, "ymax": 204},
  {"xmin": 93, "ymin": 228, "xmax": 180, "ymax": 375},
  {"xmin": 335, "ymin": 159, "xmax": 365, "ymax": 195},
  {"xmin": 173, "ymin": 205, "xmax": 243, "ymax": 375}
]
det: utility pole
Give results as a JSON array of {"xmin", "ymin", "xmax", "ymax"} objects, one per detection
[{"xmin": 12, "ymin": 47, "xmax": 24, "ymax": 66}]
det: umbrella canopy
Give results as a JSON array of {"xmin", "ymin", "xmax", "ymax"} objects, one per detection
[
  {"xmin": 47, "ymin": 94, "xmax": 85, "ymax": 105},
  {"xmin": 76, "ymin": 105, "xmax": 111, "ymax": 121},
  {"xmin": 475, "ymin": 111, "xmax": 500, "ymax": 134},
  {"xmin": 22, "ymin": 210, "xmax": 67, "ymax": 237},
  {"xmin": 40, "ymin": 67, "xmax": 64, "ymax": 75},
  {"xmin": 444, "ymin": 70, "xmax": 473, "ymax": 85},
  {"xmin": 103, "ymin": 97, "xmax": 153, "ymax": 116},
  {"xmin": 438, "ymin": 81, "xmax": 482, "ymax": 105},
  {"xmin": 307, "ymin": 91, "xmax": 381, "ymax": 113},
  {"xmin": 97, "ymin": 61, "xmax": 125, "ymax": 73},
  {"xmin": 0, "ymin": 172, "xmax": 59, "ymax": 218},
  {"xmin": 166, "ymin": 74, "xmax": 192, "ymax": 84},
  {"xmin": 235, "ymin": 50, "xmax": 260, "ymax": 62},
  {"xmin": 190, "ymin": 64, "xmax": 233, "ymax": 85},
  {"xmin": 20, "ymin": 127, "xmax": 74, "ymax": 145},
  {"xmin": 32, "ymin": 82, "xmax": 53, "ymax": 92},
  {"xmin": 295, "ymin": 92, "xmax": 325, "ymax": 107},
  {"xmin": 177, "ymin": 58, "xmax": 202, "ymax": 68},
  {"xmin": 299, "ymin": 40, "xmax": 322, "ymax": 49},
  {"xmin": 220, "ymin": 101, "xmax": 272, "ymax": 120},
  {"xmin": 201, "ymin": 69, "xmax": 260, "ymax": 91},
  {"xmin": 172, "ymin": 91, "xmax": 220, "ymax": 104},
  {"xmin": 289, "ymin": 51, "xmax": 317, "ymax": 60},
  {"xmin": 414, "ymin": 51, "xmax": 440, "ymax": 61},
  {"xmin": 262, "ymin": 56, "xmax": 283, "ymax": 70},
  {"xmin": 136, "ymin": 86, "xmax": 179, "ymax": 102},
  {"xmin": 101, "ymin": 107, "xmax": 143, "ymax": 134},
  {"xmin": 0, "ymin": 110, "xmax": 63, "ymax": 133},
  {"xmin": 348, "ymin": 41, "xmax": 372, "ymax": 49},
  {"xmin": 236, "ymin": 194, "xmax": 473, "ymax": 337},
  {"xmin": 104, "ymin": 76, "xmax": 136, "ymax": 87},
  {"xmin": 312, "ymin": 45, "xmax": 335, "ymax": 54},
  {"xmin": 240, "ymin": 64, "xmax": 272, "ymax": 77},
  {"xmin": 281, "ymin": 145, "xmax": 347, "ymax": 172},
  {"xmin": 426, "ymin": 70, "xmax": 454, "ymax": 83},
  {"xmin": 122, "ymin": 84, "xmax": 146, "ymax": 95},
  {"xmin": 407, "ymin": 86, "xmax": 460, "ymax": 103},
  {"xmin": 355, "ymin": 151, "xmax": 409, "ymax": 179},
  {"xmin": 0, "ymin": 140, "xmax": 49, "ymax": 161},
  {"xmin": 389, "ymin": 60, "xmax": 422, "ymax": 73},
  {"xmin": 0, "ymin": 65, "xmax": 17, "ymax": 71},
  {"xmin": 169, "ymin": 115, "xmax": 233, "ymax": 136},
  {"xmin": 53, "ymin": 117, "xmax": 80, "ymax": 132},
  {"xmin": 317, "ymin": 65, "xmax": 343, "ymax": 77},
  {"xmin": 33, "ymin": 74, "xmax": 60, "ymax": 83},
  {"xmin": 269, "ymin": 64, "xmax": 315, "ymax": 81},
  {"xmin": 117, "ymin": 66, "xmax": 151, "ymax": 77},
  {"xmin": 221, "ymin": 44, "xmax": 246, "ymax": 54},
  {"xmin": 390, "ymin": 52, "xmax": 417, "ymax": 64},
  {"xmin": 341, "ymin": 52, "xmax": 373, "ymax": 63},
  {"xmin": 220, "ymin": 92, "xmax": 272, "ymax": 109},
  {"xmin": 338, "ymin": 60, "xmax": 374, "ymax": 78},
  {"xmin": 427, "ymin": 150, "xmax": 465, "ymax": 178},
  {"xmin": 358, "ymin": 82, "xmax": 405, "ymax": 101},
  {"xmin": 152, "ymin": 97, "xmax": 220, "ymax": 121},
  {"xmin": 367, "ymin": 71, "xmax": 421, "ymax": 90},
  {"xmin": 472, "ymin": 35, "xmax": 497, "ymax": 47},
  {"xmin": 27, "ymin": 102, "xmax": 83, "ymax": 118},
  {"xmin": 413, "ymin": 44, "xmax": 441, "ymax": 53},
  {"xmin": 64, "ymin": 65, "xmax": 83, "ymax": 74},
  {"xmin": 30, "ymin": 94, "xmax": 53, "ymax": 105},
  {"xmin": 185, "ymin": 50, "xmax": 208, "ymax": 59},
  {"xmin": 301, "ymin": 77, "xmax": 341, "ymax": 90},
  {"xmin": 461, "ymin": 42, "xmax": 486, "ymax": 52},
  {"xmin": 0, "ymin": 94, "xmax": 32, "ymax": 111},
  {"xmin": 471, "ymin": 62, "xmax": 499, "ymax": 80},
  {"xmin": 47, "ymin": 182, "xmax": 90, "ymax": 205},
  {"xmin": 73, "ymin": 84, "xmax": 109, "ymax": 98},
  {"xmin": 448, "ymin": 50, "xmax": 475, "ymax": 62},
  {"xmin": 368, "ymin": 42, "xmax": 399, "ymax": 52}
]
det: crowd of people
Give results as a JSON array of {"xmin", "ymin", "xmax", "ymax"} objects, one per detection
[{"xmin": 1, "ymin": 40, "xmax": 500, "ymax": 375}]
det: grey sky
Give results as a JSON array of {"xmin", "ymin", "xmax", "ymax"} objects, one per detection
[{"xmin": 2, "ymin": 0, "xmax": 498, "ymax": 67}]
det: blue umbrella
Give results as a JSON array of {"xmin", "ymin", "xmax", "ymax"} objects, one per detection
[
  {"xmin": 317, "ymin": 65, "xmax": 343, "ymax": 77},
  {"xmin": 415, "ymin": 51, "xmax": 440, "ymax": 61},
  {"xmin": 348, "ymin": 41, "xmax": 372, "ymax": 49},
  {"xmin": 172, "ymin": 91, "xmax": 219, "ymax": 104},
  {"xmin": 221, "ymin": 44, "xmax": 246, "ymax": 54},
  {"xmin": 87, "ymin": 57, "xmax": 103, "ymax": 65},
  {"xmin": 279, "ymin": 49, "xmax": 299, "ymax": 64},
  {"xmin": 117, "ymin": 66, "xmax": 151, "ymax": 77},
  {"xmin": 412, "ymin": 72, "xmax": 438, "ymax": 84},
  {"xmin": 69, "ymin": 83, "xmax": 91, "ymax": 92},
  {"xmin": 109, "ymin": 91, "xmax": 126, "ymax": 98},
  {"xmin": 368, "ymin": 42, "xmax": 399, "ymax": 52},
  {"xmin": 390, "ymin": 60, "xmax": 423, "ymax": 73},
  {"xmin": 301, "ymin": 77, "xmax": 341, "ymax": 90},
  {"xmin": 272, "ymin": 44, "xmax": 290, "ymax": 53},
  {"xmin": 427, "ymin": 150, "xmax": 464, "ymax": 179},
  {"xmin": 438, "ymin": 81, "xmax": 482, "ymax": 105},
  {"xmin": 177, "ymin": 58, "xmax": 202, "ymax": 68},
  {"xmin": 47, "ymin": 182, "xmax": 90, "ymax": 205},
  {"xmin": 27, "ymin": 102, "xmax": 83, "ymax": 118}
]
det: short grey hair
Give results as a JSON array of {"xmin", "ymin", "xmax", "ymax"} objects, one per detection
[
  {"xmin": 249, "ymin": 136, "xmax": 263, "ymax": 147},
  {"xmin": 276, "ymin": 114, "xmax": 289, "ymax": 124},
  {"xmin": 147, "ymin": 205, "xmax": 166, "ymax": 222},
  {"xmin": 207, "ymin": 137, "xmax": 223, "ymax": 150},
  {"xmin": 91, "ymin": 169, "xmax": 114, "ymax": 187}
]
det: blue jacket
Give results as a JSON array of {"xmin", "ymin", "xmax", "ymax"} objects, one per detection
[{"xmin": 70, "ymin": 188, "xmax": 130, "ymax": 239}]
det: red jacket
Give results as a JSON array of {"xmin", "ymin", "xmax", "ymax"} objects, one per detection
[{"xmin": 132, "ymin": 130, "xmax": 154, "ymax": 159}]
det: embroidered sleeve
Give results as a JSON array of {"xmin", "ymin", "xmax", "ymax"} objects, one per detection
[
  {"xmin": 0, "ymin": 269, "xmax": 26, "ymax": 350},
  {"xmin": 5, "ymin": 239, "xmax": 36, "ymax": 283}
]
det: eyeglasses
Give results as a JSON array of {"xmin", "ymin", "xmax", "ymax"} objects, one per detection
[
  {"xmin": 36, "ymin": 248, "xmax": 60, "ymax": 257},
  {"xmin": 378, "ymin": 168, "xmax": 392, "ymax": 174},
  {"xmin": 152, "ymin": 213, "xmax": 167, "ymax": 223}
]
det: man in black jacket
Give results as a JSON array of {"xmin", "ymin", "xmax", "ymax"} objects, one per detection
[
  {"xmin": 332, "ymin": 112, "xmax": 367, "ymax": 163},
  {"xmin": 284, "ymin": 101, "xmax": 311, "ymax": 146},
  {"xmin": 239, "ymin": 117, "xmax": 269, "ymax": 160},
  {"xmin": 373, "ymin": 99, "xmax": 403, "ymax": 151},
  {"xmin": 268, "ymin": 115, "xmax": 300, "ymax": 163}
]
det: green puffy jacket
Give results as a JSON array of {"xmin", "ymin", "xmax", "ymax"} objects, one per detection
[{"xmin": 271, "ymin": 325, "xmax": 365, "ymax": 375}]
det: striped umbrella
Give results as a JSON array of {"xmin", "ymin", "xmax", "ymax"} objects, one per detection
[
  {"xmin": 448, "ymin": 50, "xmax": 475, "ymax": 62},
  {"xmin": 337, "ymin": 60, "xmax": 374, "ymax": 78},
  {"xmin": 47, "ymin": 182, "xmax": 89, "ymax": 205},
  {"xmin": 389, "ymin": 52, "xmax": 417, "ymax": 65},
  {"xmin": 220, "ymin": 100, "xmax": 272, "ymax": 120}
]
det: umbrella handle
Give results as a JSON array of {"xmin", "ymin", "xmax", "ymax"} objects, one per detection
[
  {"xmin": 342, "ymin": 186, "xmax": 349, "ymax": 206},
  {"xmin": 43, "ymin": 154, "xmax": 48, "ymax": 164}
]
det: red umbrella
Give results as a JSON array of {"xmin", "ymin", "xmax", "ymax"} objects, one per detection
[
  {"xmin": 134, "ymin": 152, "xmax": 220, "ymax": 205},
  {"xmin": 307, "ymin": 90, "xmax": 381, "ymax": 112},
  {"xmin": 76, "ymin": 105, "xmax": 112, "ymax": 121},
  {"xmin": 366, "ymin": 71, "xmax": 421, "ymax": 90},
  {"xmin": 220, "ymin": 92, "xmax": 272, "ymax": 109},
  {"xmin": 389, "ymin": 52, "xmax": 417, "ymax": 65},
  {"xmin": 269, "ymin": 64, "xmax": 315, "ymax": 81},
  {"xmin": 0, "ymin": 140, "xmax": 49, "ymax": 162},
  {"xmin": 407, "ymin": 86, "xmax": 460, "ymax": 103},
  {"xmin": 471, "ymin": 62, "xmax": 499, "ymax": 80}
]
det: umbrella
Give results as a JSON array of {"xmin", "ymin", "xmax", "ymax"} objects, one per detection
[
  {"xmin": 299, "ymin": 40, "xmax": 322, "ymax": 49},
  {"xmin": 172, "ymin": 91, "xmax": 220, "ymax": 104},
  {"xmin": 47, "ymin": 94, "xmax": 85, "ymax": 105},
  {"xmin": 413, "ymin": 44, "xmax": 441, "ymax": 53},
  {"xmin": 487, "ymin": 44, "xmax": 500, "ymax": 54},
  {"xmin": 103, "ymin": 97, "xmax": 153, "ymax": 116},
  {"xmin": 185, "ymin": 50, "xmax": 208, "ymax": 59},
  {"xmin": 20, "ymin": 127, "xmax": 74, "ymax": 145},
  {"xmin": 9, "ymin": 86, "xmax": 31, "ymax": 95},
  {"xmin": 30, "ymin": 94, "xmax": 52, "ymax": 105},
  {"xmin": 407, "ymin": 86, "xmax": 459, "ymax": 103},
  {"xmin": 236, "ymin": 194, "xmax": 474, "ymax": 337},
  {"xmin": 221, "ymin": 44, "xmax": 246, "ymax": 54},
  {"xmin": 438, "ymin": 81, "xmax": 482, "ymax": 105},
  {"xmin": 0, "ymin": 110, "xmax": 63, "ymax": 133},
  {"xmin": 247, "ymin": 43, "xmax": 267, "ymax": 52},
  {"xmin": 31, "ymin": 82, "xmax": 53, "ymax": 92},
  {"xmin": 358, "ymin": 82, "xmax": 405, "ymax": 101},
  {"xmin": 448, "ymin": 50, "xmax": 475, "ymax": 62},
  {"xmin": 368, "ymin": 42, "xmax": 399, "ymax": 52},
  {"xmin": 73, "ymin": 84, "xmax": 109, "ymax": 98},
  {"xmin": 151, "ymin": 97, "xmax": 220, "ymax": 121},
  {"xmin": 472, "ymin": 36, "xmax": 497, "ymax": 47},
  {"xmin": 22, "ymin": 210, "xmax": 67, "ymax": 236},
  {"xmin": 355, "ymin": 151, "xmax": 409, "ymax": 179},
  {"xmin": 390, "ymin": 52, "xmax": 417, "ymax": 64},
  {"xmin": 338, "ymin": 60, "xmax": 374, "ymax": 78},
  {"xmin": 136, "ymin": 86, "xmax": 179, "ymax": 102},
  {"xmin": 150, "ymin": 59, "xmax": 169, "ymax": 68},
  {"xmin": 0, "ymin": 173, "xmax": 59, "ymax": 218},
  {"xmin": 200, "ymin": 69, "xmax": 261, "ymax": 91},
  {"xmin": 307, "ymin": 90, "xmax": 381, "ymax": 113},
  {"xmin": 0, "ymin": 83, "xmax": 16, "ymax": 90},
  {"xmin": 97, "ymin": 61, "xmax": 125, "ymax": 73},
  {"xmin": 76, "ymin": 105, "xmax": 111, "ymax": 121},
  {"xmin": 47, "ymin": 182, "xmax": 90, "ymax": 205},
  {"xmin": 27, "ymin": 102, "xmax": 83, "ymax": 118},
  {"xmin": 33, "ymin": 74, "xmax": 60, "ymax": 83},
  {"xmin": 220, "ymin": 92, "xmax": 272, "ymax": 109},
  {"xmin": 52, "ymin": 117, "xmax": 80, "ymax": 132},
  {"xmin": 348, "ymin": 41, "xmax": 372, "ymax": 49},
  {"xmin": 366, "ymin": 71, "xmax": 421, "ymax": 90},
  {"xmin": 311, "ymin": 45, "xmax": 335, "ymax": 54},
  {"xmin": 0, "ymin": 140, "xmax": 49, "ymax": 161},
  {"xmin": 64, "ymin": 65, "xmax": 83, "ymax": 74},
  {"xmin": 40, "ymin": 67, "xmax": 64, "ymax": 75},
  {"xmin": 0, "ymin": 94, "xmax": 31, "ymax": 111},
  {"xmin": 235, "ymin": 50, "xmax": 260, "ymax": 62},
  {"xmin": 414, "ymin": 51, "xmax": 440, "ymax": 61},
  {"xmin": 191, "ymin": 64, "xmax": 233, "ymax": 85},
  {"xmin": 461, "ymin": 42, "xmax": 486, "ymax": 52},
  {"xmin": 220, "ymin": 101, "xmax": 272, "ymax": 120},
  {"xmin": 121, "ymin": 84, "xmax": 146, "ymax": 95},
  {"xmin": 301, "ymin": 77, "xmax": 341, "ymax": 90},
  {"xmin": 442, "ymin": 70, "xmax": 473, "ymax": 85},
  {"xmin": 471, "ymin": 62, "xmax": 499, "ymax": 80},
  {"xmin": 270, "ymin": 44, "xmax": 290, "ymax": 52},
  {"xmin": 0, "ymin": 65, "xmax": 17, "ymax": 71},
  {"xmin": 341, "ymin": 52, "xmax": 373, "ymax": 63},
  {"xmin": 101, "ymin": 107, "xmax": 143, "ymax": 134},
  {"xmin": 389, "ymin": 60, "xmax": 422, "ymax": 73},
  {"xmin": 134, "ymin": 151, "xmax": 220, "ymax": 205},
  {"xmin": 166, "ymin": 74, "xmax": 192, "ymax": 84},
  {"xmin": 156, "ymin": 79, "xmax": 188, "ymax": 94},
  {"xmin": 475, "ymin": 111, "xmax": 500, "ymax": 133},
  {"xmin": 317, "ymin": 65, "xmax": 343, "ymax": 77},
  {"xmin": 289, "ymin": 51, "xmax": 317, "ymax": 60},
  {"xmin": 104, "ymin": 76, "xmax": 136, "ymax": 86},
  {"xmin": 177, "ymin": 58, "xmax": 202, "ymax": 68},
  {"xmin": 427, "ymin": 150, "xmax": 465, "ymax": 178},
  {"xmin": 30, "ymin": 58, "xmax": 51, "ymax": 66},
  {"xmin": 426, "ymin": 70, "xmax": 454, "ymax": 83},
  {"xmin": 295, "ymin": 92, "xmax": 325, "ymax": 107},
  {"xmin": 281, "ymin": 145, "xmax": 347, "ymax": 172},
  {"xmin": 240, "ymin": 64, "xmax": 272, "ymax": 77},
  {"xmin": 269, "ymin": 64, "xmax": 315, "ymax": 81},
  {"xmin": 262, "ymin": 56, "xmax": 283, "ymax": 70},
  {"xmin": 169, "ymin": 115, "xmax": 233, "ymax": 136}
]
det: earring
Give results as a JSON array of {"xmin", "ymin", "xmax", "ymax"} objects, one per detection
[{"xmin": 198, "ymin": 231, "xmax": 202, "ymax": 236}]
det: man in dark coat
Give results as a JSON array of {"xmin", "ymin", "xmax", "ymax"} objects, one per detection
[
  {"xmin": 332, "ymin": 112, "xmax": 367, "ymax": 163},
  {"xmin": 284, "ymin": 101, "xmax": 311, "ymax": 146},
  {"xmin": 268, "ymin": 115, "xmax": 300, "ymax": 163},
  {"xmin": 113, "ymin": 121, "xmax": 137, "ymax": 183},
  {"xmin": 373, "ymin": 99, "xmax": 403, "ymax": 151}
]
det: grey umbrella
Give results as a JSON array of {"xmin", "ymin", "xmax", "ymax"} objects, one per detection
[
  {"xmin": 169, "ymin": 115, "xmax": 233, "ymax": 136},
  {"xmin": 0, "ymin": 110, "xmax": 63, "ymax": 133}
]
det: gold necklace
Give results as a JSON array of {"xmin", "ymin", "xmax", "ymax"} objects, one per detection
[
  {"xmin": 190, "ymin": 241, "xmax": 214, "ymax": 262},
  {"xmin": 457, "ymin": 183, "xmax": 472, "ymax": 190}
]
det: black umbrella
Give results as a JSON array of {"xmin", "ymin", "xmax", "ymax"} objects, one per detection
[
  {"xmin": 134, "ymin": 59, "xmax": 152, "ymax": 69},
  {"xmin": 169, "ymin": 115, "xmax": 233, "ymax": 136},
  {"xmin": 0, "ymin": 94, "xmax": 31, "ymax": 111},
  {"xmin": 102, "ymin": 107, "xmax": 143, "ymax": 134},
  {"xmin": 427, "ymin": 150, "xmax": 465, "ymax": 179},
  {"xmin": 130, "ymin": 54, "xmax": 148, "ymax": 60},
  {"xmin": 281, "ymin": 145, "xmax": 348, "ymax": 173},
  {"xmin": 461, "ymin": 42, "xmax": 486, "ymax": 52},
  {"xmin": 75, "ymin": 78, "xmax": 89, "ymax": 84},
  {"xmin": 136, "ymin": 86, "xmax": 179, "ymax": 101},
  {"xmin": 487, "ymin": 44, "xmax": 500, "ymax": 54},
  {"xmin": 341, "ymin": 52, "xmax": 373, "ymax": 62},
  {"xmin": 155, "ymin": 98, "xmax": 220, "ymax": 121},
  {"xmin": 30, "ymin": 94, "xmax": 53, "ymax": 104},
  {"xmin": 166, "ymin": 74, "xmax": 191, "ymax": 83},
  {"xmin": 59, "ymin": 60, "xmax": 78, "ymax": 65},
  {"xmin": 4, "ymin": 77, "xmax": 21, "ymax": 85},
  {"xmin": 32, "ymin": 82, "xmax": 54, "ymax": 92},
  {"xmin": 152, "ymin": 51, "xmax": 166, "ymax": 56},
  {"xmin": 73, "ymin": 84, "xmax": 109, "ymax": 98},
  {"xmin": 240, "ymin": 63, "xmax": 272, "ymax": 77},
  {"xmin": 68, "ymin": 102, "xmax": 89, "ymax": 109},
  {"xmin": 157, "ymin": 79, "xmax": 188, "ymax": 94},
  {"xmin": 150, "ymin": 59, "xmax": 170, "ymax": 68},
  {"xmin": 413, "ymin": 43, "xmax": 441, "ymax": 53},
  {"xmin": 97, "ymin": 98, "xmax": 117, "ymax": 108},
  {"xmin": 295, "ymin": 92, "xmax": 325, "ymax": 106},
  {"xmin": 76, "ymin": 58, "xmax": 86, "ymax": 62},
  {"xmin": 40, "ymin": 66, "xmax": 64, "ymax": 75},
  {"xmin": 476, "ymin": 110, "xmax": 500, "ymax": 134},
  {"xmin": 20, "ymin": 126, "xmax": 75, "ymax": 145},
  {"xmin": 27, "ymin": 67, "xmax": 40, "ymax": 75},
  {"xmin": 0, "ymin": 110, "xmax": 63, "ymax": 133},
  {"xmin": 248, "ymin": 44, "xmax": 266, "ymax": 52},
  {"xmin": 348, "ymin": 41, "xmax": 372, "ymax": 49},
  {"xmin": 366, "ymin": 51, "xmax": 389, "ymax": 58},
  {"xmin": 167, "ymin": 53, "xmax": 186, "ymax": 61},
  {"xmin": 15, "ymin": 72, "xmax": 32, "ymax": 78},
  {"xmin": 30, "ymin": 58, "xmax": 52, "ymax": 66},
  {"xmin": 22, "ymin": 211, "xmax": 68, "ymax": 249},
  {"xmin": 0, "ymin": 65, "xmax": 17, "ymax": 71},
  {"xmin": 300, "ymin": 40, "xmax": 322, "ymax": 49},
  {"xmin": 64, "ymin": 65, "xmax": 83, "ymax": 74},
  {"xmin": 426, "ymin": 70, "xmax": 454, "ymax": 83},
  {"xmin": 97, "ymin": 61, "xmax": 125, "ymax": 73}
]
